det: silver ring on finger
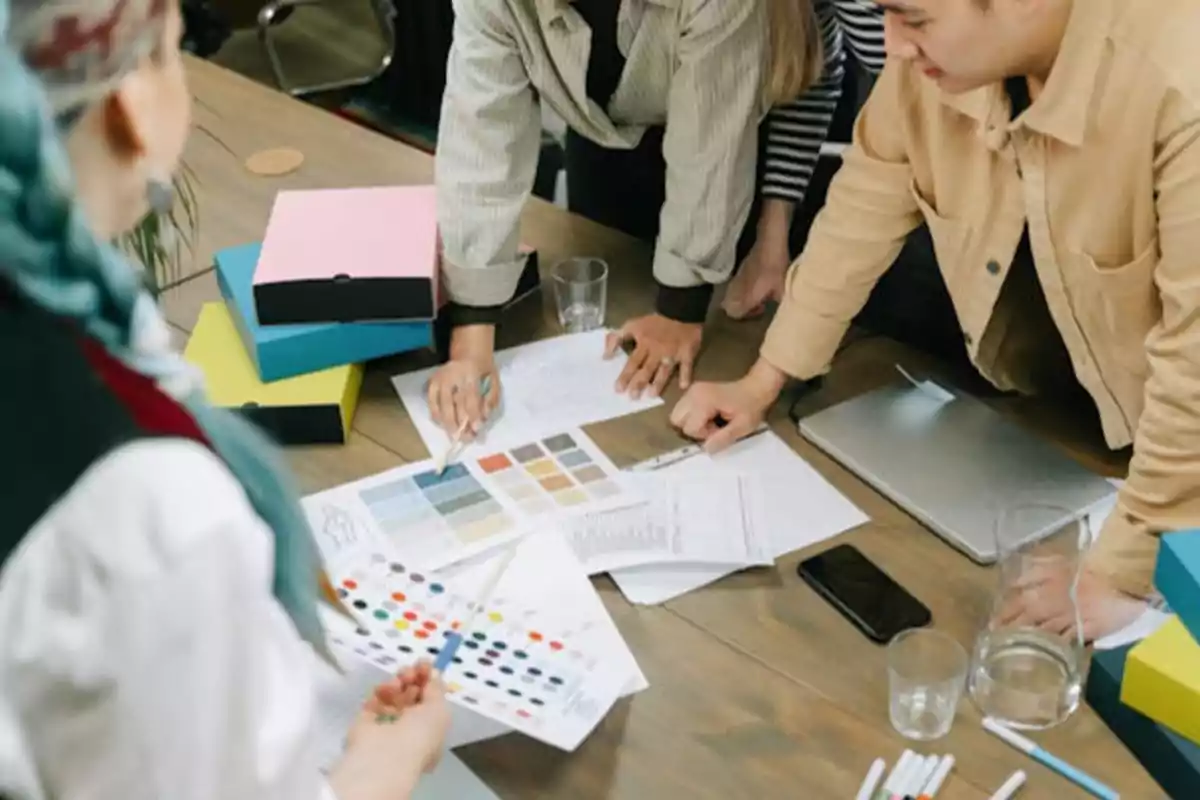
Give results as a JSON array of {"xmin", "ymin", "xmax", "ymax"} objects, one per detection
[{"xmin": 660, "ymin": 356, "xmax": 676, "ymax": 369}]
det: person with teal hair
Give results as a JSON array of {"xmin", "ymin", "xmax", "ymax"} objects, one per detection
[{"xmin": 0, "ymin": 2, "xmax": 448, "ymax": 797}]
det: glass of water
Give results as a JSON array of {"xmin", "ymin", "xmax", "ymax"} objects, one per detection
[
  {"xmin": 968, "ymin": 503, "xmax": 1088, "ymax": 730},
  {"xmin": 552, "ymin": 258, "xmax": 608, "ymax": 333},
  {"xmin": 888, "ymin": 629, "xmax": 968, "ymax": 741}
]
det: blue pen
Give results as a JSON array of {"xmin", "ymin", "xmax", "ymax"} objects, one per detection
[
  {"xmin": 433, "ymin": 545, "xmax": 517, "ymax": 676},
  {"xmin": 983, "ymin": 719, "xmax": 1119, "ymax": 800}
]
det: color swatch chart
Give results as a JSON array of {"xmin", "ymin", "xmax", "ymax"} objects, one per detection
[
  {"xmin": 473, "ymin": 429, "xmax": 631, "ymax": 519},
  {"xmin": 328, "ymin": 552, "xmax": 628, "ymax": 751},
  {"xmin": 303, "ymin": 460, "xmax": 523, "ymax": 571}
]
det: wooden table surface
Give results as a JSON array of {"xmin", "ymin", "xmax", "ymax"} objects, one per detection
[{"xmin": 168, "ymin": 57, "xmax": 1165, "ymax": 799}]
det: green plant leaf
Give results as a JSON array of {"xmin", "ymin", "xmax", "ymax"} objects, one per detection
[{"xmin": 119, "ymin": 165, "xmax": 201, "ymax": 297}]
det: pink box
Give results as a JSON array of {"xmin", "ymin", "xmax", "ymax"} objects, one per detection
[{"xmin": 253, "ymin": 185, "xmax": 438, "ymax": 325}]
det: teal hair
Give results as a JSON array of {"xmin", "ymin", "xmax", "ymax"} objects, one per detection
[{"xmin": 0, "ymin": 4, "xmax": 325, "ymax": 650}]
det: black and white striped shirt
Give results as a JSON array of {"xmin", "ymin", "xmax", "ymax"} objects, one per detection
[{"xmin": 762, "ymin": 0, "xmax": 886, "ymax": 203}]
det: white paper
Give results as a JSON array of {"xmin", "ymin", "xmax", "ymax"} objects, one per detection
[
  {"xmin": 610, "ymin": 431, "xmax": 868, "ymax": 605},
  {"xmin": 1094, "ymin": 607, "xmax": 1171, "ymax": 651},
  {"xmin": 560, "ymin": 472, "xmax": 773, "ymax": 575},
  {"xmin": 315, "ymin": 606, "xmax": 513, "ymax": 770},
  {"xmin": 391, "ymin": 331, "xmax": 662, "ymax": 460},
  {"xmin": 322, "ymin": 532, "xmax": 644, "ymax": 752},
  {"xmin": 302, "ymin": 428, "xmax": 645, "ymax": 572}
]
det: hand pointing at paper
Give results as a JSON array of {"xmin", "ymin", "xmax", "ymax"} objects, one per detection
[{"xmin": 671, "ymin": 359, "xmax": 788, "ymax": 453}]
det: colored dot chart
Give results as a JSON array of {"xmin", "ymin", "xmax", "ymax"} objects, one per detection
[
  {"xmin": 302, "ymin": 427, "xmax": 636, "ymax": 572},
  {"xmin": 327, "ymin": 552, "xmax": 630, "ymax": 751}
]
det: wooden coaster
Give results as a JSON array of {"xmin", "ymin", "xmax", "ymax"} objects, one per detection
[{"xmin": 245, "ymin": 147, "xmax": 305, "ymax": 177}]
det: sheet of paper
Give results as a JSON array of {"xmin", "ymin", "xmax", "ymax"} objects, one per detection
[
  {"xmin": 391, "ymin": 330, "xmax": 662, "ymax": 460},
  {"xmin": 302, "ymin": 428, "xmax": 643, "ymax": 572},
  {"xmin": 322, "ymin": 532, "xmax": 642, "ymax": 752},
  {"xmin": 610, "ymin": 431, "xmax": 869, "ymax": 605},
  {"xmin": 560, "ymin": 472, "xmax": 773, "ymax": 575},
  {"xmin": 302, "ymin": 459, "xmax": 526, "ymax": 572},
  {"xmin": 316, "ymin": 606, "xmax": 511, "ymax": 764}
]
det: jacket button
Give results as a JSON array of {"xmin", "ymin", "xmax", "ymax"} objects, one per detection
[{"xmin": 986, "ymin": 260, "xmax": 1001, "ymax": 275}]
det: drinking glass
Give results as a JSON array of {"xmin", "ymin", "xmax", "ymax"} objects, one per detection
[
  {"xmin": 888, "ymin": 628, "xmax": 968, "ymax": 740},
  {"xmin": 968, "ymin": 502, "xmax": 1089, "ymax": 730},
  {"xmin": 552, "ymin": 258, "xmax": 608, "ymax": 333}
]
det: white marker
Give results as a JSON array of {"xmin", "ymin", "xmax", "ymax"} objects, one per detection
[
  {"xmin": 883, "ymin": 751, "xmax": 916, "ymax": 797},
  {"xmin": 906, "ymin": 756, "xmax": 939, "ymax": 796},
  {"xmin": 988, "ymin": 770, "xmax": 1027, "ymax": 800},
  {"xmin": 917, "ymin": 755, "xmax": 956, "ymax": 799},
  {"xmin": 855, "ymin": 758, "xmax": 887, "ymax": 800}
]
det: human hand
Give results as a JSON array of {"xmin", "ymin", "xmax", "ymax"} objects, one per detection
[
  {"xmin": 332, "ymin": 663, "xmax": 452, "ymax": 800},
  {"xmin": 604, "ymin": 314, "xmax": 703, "ymax": 399},
  {"xmin": 996, "ymin": 563, "xmax": 1150, "ymax": 643},
  {"xmin": 722, "ymin": 240, "xmax": 789, "ymax": 320},
  {"xmin": 670, "ymin": 360, "xmax": 787, "ymax": 453},
  {"xmin": 427, "ymin": 325, "xmax": 500, "ymax": 440}
]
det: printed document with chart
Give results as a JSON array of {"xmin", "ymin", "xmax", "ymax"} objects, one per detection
[{"xmin": 391, "ymin": 331, "xmax": 662, "ymax": 459}]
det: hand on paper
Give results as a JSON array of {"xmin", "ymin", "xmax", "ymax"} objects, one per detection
[
  {"xmin": 996, "ymin": 563, "xmax": 1149, "ymax": 643},
  {"xmin": 722, "ymin": 238, "xmax": 789, "ymax": 320},
  {"xmin": 604, "ymin": 313, "xmax": 702, "ymax": 399},
  {"xmin": 427, "ymin": 325, "xmax": 500, "ymax": 440},
  {"xmin": 671, "ymin": 361, "xmax": 787, "ymax": 453},
  {"xmin": 332, "ymin": 662, "xmax": 451, "ymax": 800}
]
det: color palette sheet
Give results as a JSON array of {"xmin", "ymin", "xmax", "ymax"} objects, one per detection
[
  {"xmin": 304, "ymin": 460, "xmax": 522, "ymax": 572},
  {"xmin": 323, "ymin": 535, "xmax": 636, "ymax": 751},
  {"xmin": 471, "ymin": 429, "xmax": 634, "ymax": 521},
  {"xmin": 304, "ymin": 428, "xmax": 638, "ymax": 571},
  {"xmin": 392, "ymin": 331, "xmax": 662, "ymax": 461}
]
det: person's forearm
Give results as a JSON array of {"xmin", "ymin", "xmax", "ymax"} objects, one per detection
[
  {"xmin": 743, "ymin": 357, "xmax": 790, "ymax": 405},
  {"xmin": 449, "ymin": 324, "xmax": 495, "ymax": 360}
]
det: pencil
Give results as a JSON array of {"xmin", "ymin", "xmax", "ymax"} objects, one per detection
[
  {"xmin": 435, "ymin": 375, "xmax": 492, "ymax": 475},
  {"xmin": 982, "ymin": 719, "xmax": 1117, "ymax": 800},
  {"xmin": 433, "ymin": 546, "xmax": 518, "ymax": 675}
]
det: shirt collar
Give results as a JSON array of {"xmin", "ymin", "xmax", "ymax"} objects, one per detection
[{"xmin": 941, "ymin": 0, "xmax": 1106, "ymax": 147}]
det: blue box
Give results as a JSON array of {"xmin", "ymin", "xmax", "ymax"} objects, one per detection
[
  {"xmin": 216, "ymin": 243, "xmax": 433, "ymax": 381},
  {"xmin": 1087, "ymin": 643, "xmax": 1200, "ymax": 799},
  {"xmin": 1157, "ymin": 531, "xmax": 1200, "ymax": 643}
]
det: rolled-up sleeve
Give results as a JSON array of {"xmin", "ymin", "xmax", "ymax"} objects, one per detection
[
  {"xmin": 761, "ymin": 60, "xmax": 922, "ymax": 378},
  {"xmin": 1089, "ymin": 94, "xmax": 1200, "ymax": 597},
  {"xmin": 653, "ymin": 0, "xmax": 766, "ymax": 320},
  {"xmin": 435, "ymin": 0, "xmax": 540, "ymax": 308}
]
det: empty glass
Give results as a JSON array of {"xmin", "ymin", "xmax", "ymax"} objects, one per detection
[
  {"xmin": 968, "ymin": 502, "xmax": 1088, "ymax": 730},
  {"xmin": 552, "ymin": 258, "xmax": 608, "ymax": 333},
  {"xmin": 888, "ymin": 629, "xmax": 968, "ymax": 741}
]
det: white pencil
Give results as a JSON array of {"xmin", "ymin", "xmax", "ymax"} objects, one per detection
[
  {"xmin": 988, "ymin": 770, "xmax": 1027, "ymax": 800},
  {"xmin": 855, "ymin": 758, "xmax": 887, "ymax": 800},
  {"xmin": 432, "ymin": 545, "xmax": 517, "ymax": 676}
]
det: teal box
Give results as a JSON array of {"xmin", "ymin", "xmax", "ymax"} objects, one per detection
[
  {"xmin": 215, "ymin": 243, "xmax": 433, "ymax": 381},
  {"xmin": 1157, "ymin": 531, "xmax": 1200, "ymax": 643},
  {"xmin": 1086, "ymin": 643, "xmax": 1199, "ymax": 799}
]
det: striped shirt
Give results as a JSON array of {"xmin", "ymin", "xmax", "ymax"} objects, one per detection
[
  {"xmin": 762, "ymin": 0, "xmax": 886, "ymax": 203},
  {"xmin": 436, "ymin": 0, "xmax": 768, "ymax": 308}
]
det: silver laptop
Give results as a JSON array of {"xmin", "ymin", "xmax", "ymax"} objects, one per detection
[{"xmin": 797, "ymin": 381, "xmax": 1117, "ymax": 563}]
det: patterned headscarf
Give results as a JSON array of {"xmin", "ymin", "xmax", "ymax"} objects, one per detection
[{"xmin": 0, "ymin": 0, "xmax": 327, "ymax": 653}]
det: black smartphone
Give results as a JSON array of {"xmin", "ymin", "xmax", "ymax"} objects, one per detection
[{"xmin": 796, "ymin": 544, "xmax": 932, "ymax": 643}]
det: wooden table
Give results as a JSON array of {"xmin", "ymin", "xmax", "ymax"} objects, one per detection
[{"xmin": 166, "ymin": 57, "xmax": 1165, "ymax": 799}]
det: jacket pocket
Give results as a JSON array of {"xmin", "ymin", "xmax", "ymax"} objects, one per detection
[
  {"xmin": 909, "ymin": 180, "xmax": 969, "ymax": 291},
  {"xmin": 1062, "ymin": 240, "xmax": 1160, "ymax": 376}
]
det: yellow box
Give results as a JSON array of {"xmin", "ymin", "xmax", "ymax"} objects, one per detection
[
  {"xmin": 184, "ymin": 302, "xmax": 363, "ymax": 445},
  {"xmin": 1121, "ymin": 617, "xmax": 1200, "ymax": 746}
]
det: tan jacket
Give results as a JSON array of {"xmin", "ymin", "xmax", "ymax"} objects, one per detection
[
  {"xmin": 435, "ymin": 0, "xmax": 766, "ymax": 307},
  {"xmin": 762, "ymin": 0, "xmax": 1200, "ymax": 596}
]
